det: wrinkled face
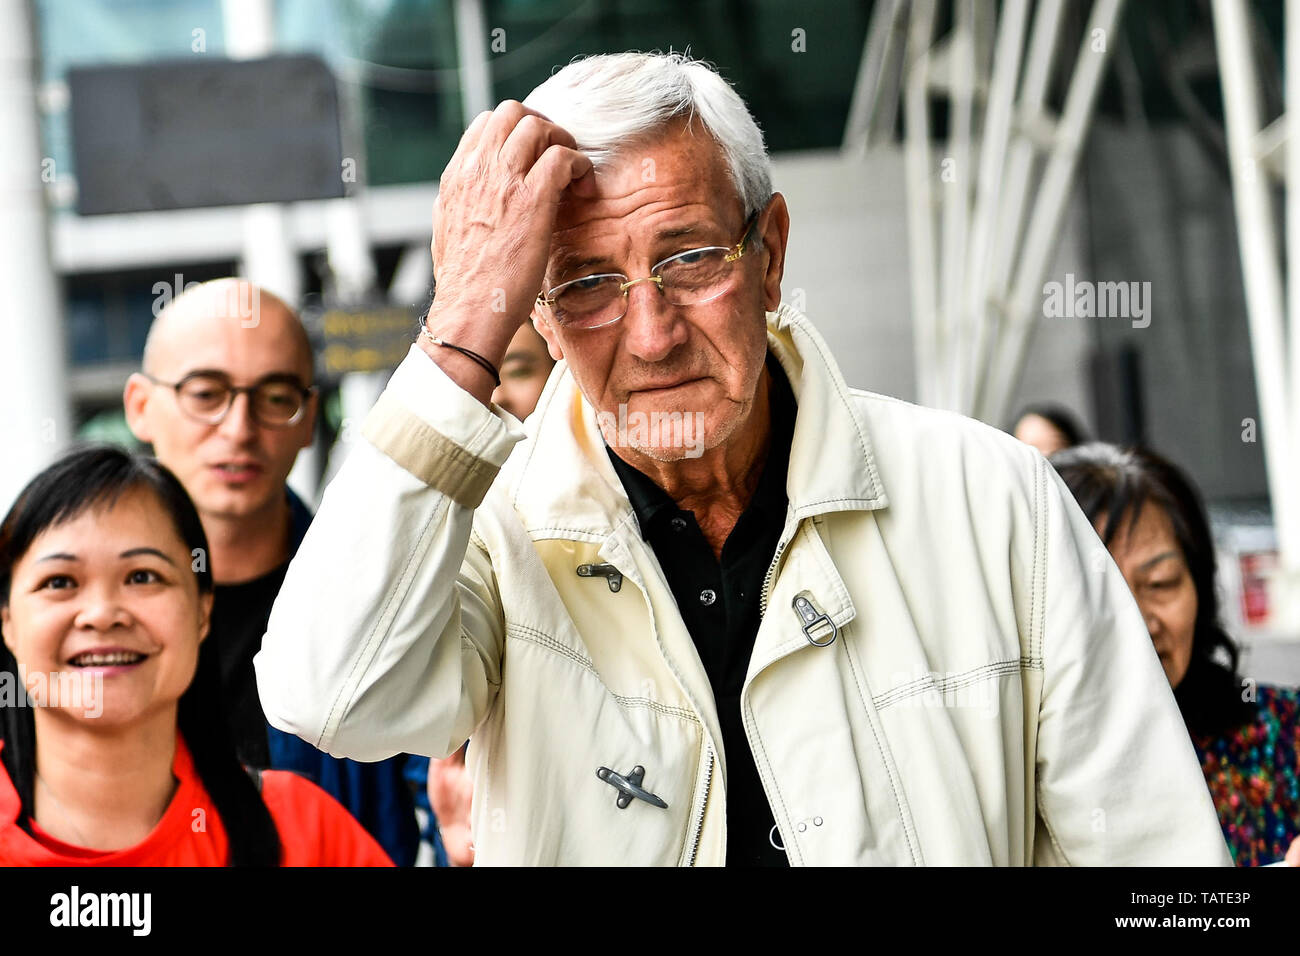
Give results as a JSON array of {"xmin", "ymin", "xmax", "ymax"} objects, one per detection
[
  {"xmin": 1, "ymin": 487, "xmax": 212, "ymax": 728},
  {"xmin": 125, "ymin": 296, "xmax": 315, "ymax": 522},
  {"xmin": 1099, "ymin": 504, "xmax": 1198, "ymax": 689},
  {"xmin": 491, "ymin": 322, "xmax": 555, "ymax": 420},
  {"xmin": 533, "ymin": 123, "xmax": 786, "ymax": 462},
  {"xmin": 1014, "ymin": 414, "xmax": 1070, "ymax": 457}
]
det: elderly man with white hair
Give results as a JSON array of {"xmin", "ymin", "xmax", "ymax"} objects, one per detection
[{"xmin": 256, "ymin": 53, "xmax": 1230, "ymax": 866}]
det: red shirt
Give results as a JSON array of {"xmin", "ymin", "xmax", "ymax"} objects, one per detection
[{"xmin": 0, "ymin": 737, "xmax": 393, "ymax": 866}]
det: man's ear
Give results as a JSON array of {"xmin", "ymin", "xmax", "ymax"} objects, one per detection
[
  {"xmin": 532, "ymin": 312, "xmax": 565, "ymax": 363},
  {"xmin": 197, "ymin": 591, "xmax": 213, "ymax": 645},
  {"xmin": 298, "ymin": 390, "xmax": 319, "ymax": 451},
  {"xmin": 123, "ymin": 373, "xmax": 156, "ymax": 444},
  {"xmin": 759, "ymin": 193, "xmax": 791, "ymax": 313}
]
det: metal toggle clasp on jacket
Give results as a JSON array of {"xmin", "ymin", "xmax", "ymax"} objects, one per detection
[
  {"xmin": 596, "ymin": 765, "xmax": 668, "ymax": 809},
  {"xmin": 576, "ymin": 562, "xmax": 623, "ymax": 592},
  {"xmin": 793, "ymin": 593, "xmax": 837, "ymax": 646}
]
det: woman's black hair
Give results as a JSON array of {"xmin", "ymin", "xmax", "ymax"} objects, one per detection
[
  {"xmin": 1049, "ymin": 442, "xmax": 1254, "ymax": 738},
  {"xmin": 1013, "ymin": 403, "xmax": 1088, "ymax": 448},
  {"xmin": 0, "ymin": 445, "xmax": 281, "ymax": 865}
]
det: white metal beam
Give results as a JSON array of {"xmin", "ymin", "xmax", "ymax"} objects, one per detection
[
  {"xmin": 1213, "ymin": 0, "xmax": 1299, "ymax": 627},
  {"xmin": 982, "ymin": 0, "xmax": 1126, "ymax": 425},
  {"xmin": 844, "ymin": 0, "xmax": 907, "ymax": 153},
  {"xmin": 961, "ymin": 0, "xmax": 1029, "ymax": 416},
  {"xmin": 0, "ymin": 0, "xmax": 72, "ymax": 508},
  {"xmin": 903, "ymin": 0, "xmax": 941, "ymax": 408},
  {"xmin": 454, "ymin": 0, "xmax": 493, "ymax": 119},
  {"xmin": 941, "ymin": 0, "xmax": 976, "ymax": 411}
]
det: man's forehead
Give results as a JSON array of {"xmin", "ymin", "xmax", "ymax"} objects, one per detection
[
  {"xmin": 551, "ymin": 175, "xmax": 740, "ymax": 253},
  {"xmin": 559, "ymin": 123, "xmax": 736, "ymax": 213},
  {"xmin": 553, "ymin": 200, "xmax": 721, "ymax": 246},
  {"xmin": 147, "ymin": 299, "xmax": 311, "ymax": 379}
]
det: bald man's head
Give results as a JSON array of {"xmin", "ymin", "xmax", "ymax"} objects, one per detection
[
  {"xmin": 143, "ymin": 278, "xmax": 313, "ymax": 382},
  {"xmin": 125, "ymin": 278, "xmax": 317, "ymax": 533}
]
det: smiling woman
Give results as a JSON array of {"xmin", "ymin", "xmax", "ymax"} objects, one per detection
[{"xmin": 0, "ymin": 446, "xmax": 391, "ymax": 866}]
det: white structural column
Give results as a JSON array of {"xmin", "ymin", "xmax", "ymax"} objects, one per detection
[
  {"xmin": 1212, "ymin": 0, "xmax": 1300, "ymax": 630},
  {"xmin": 0, "ymin": 0, "xmax": 72, "ymax": 508},
  {"xmin": 980, "ymin": 0, "xmax": 1124, "ymax": 425},
  {"xmin": 896, "ymin": 0, "xmax": 1117, "ymax": 420},
  {"xmin": 940, "ymin": 0, "xmax": 976, "ymax": 412},
  {"xmin": 961, "ymin": 0, "xmax": 1029, "ymax": 415},
  {"xmin": 903, "ymin": 0, "xmax": 940, "ymax": 408},
  {"xmin": 843, "ymin": 0, "xmax": 908, "ymax": 153},
  {"xmin": 1284, "ymin": 0, "xmax": 1300, "ymax": 631},
  {"xmin": 223, "ymin": 0, "xmax": 320, "ymax": 501},
  {"xmin": 971, "ymin": 0, "xmax": 1065, "ymax": 418},
  {"xmin": 239, "ymin": 205, "xmax": 303, "ymax": 306},
  {"xmin": 222, "ymin": 0, "xmax": 302, "ymax": 307},
  {"xmin": 1290, "ymin": 1, "xmax": 1300, "ymax": 503},
  {"xmin": 454, "ymin": 0, "xmax": 493, "ymax": 119}
]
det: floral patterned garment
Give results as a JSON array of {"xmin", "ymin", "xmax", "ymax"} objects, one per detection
[{"xmin": 1192, "ymin": 685, "xmax": 1300, "ymax": 866}]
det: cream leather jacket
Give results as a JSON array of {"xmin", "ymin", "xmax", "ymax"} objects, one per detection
[{"xmin": 256, "ymin": 304, "xmax": 1232, "ymax": 866}]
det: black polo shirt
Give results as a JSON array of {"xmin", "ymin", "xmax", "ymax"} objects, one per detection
[{"xmin": 606, "ymin": 355, "xmax": 794, "ymax": 866}]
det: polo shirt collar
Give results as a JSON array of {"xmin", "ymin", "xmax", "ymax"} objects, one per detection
[{"xmin": 604, "ymin": 354, "xmax": 797, "ymax": 542}]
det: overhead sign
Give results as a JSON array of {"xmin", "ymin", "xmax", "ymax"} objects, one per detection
[
  {"xmin": 315, "ymin": 305, "xmax": 419, "ymax": 376},
  {"xmin": 69, "ymin": 55, "xmax": 344, "ymax": 214}
]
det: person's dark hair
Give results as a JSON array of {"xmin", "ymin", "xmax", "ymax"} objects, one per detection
[
  {"xmin": 0, "ymin": 445, "xmax": 281, "ymax": 865},
  {"xmin": 1013, "ymin": 403, "xmax": 1087, "ymax": 448},
  {"xmin": 1049, "ymin": 442, "xmax": 1253, "ymax": 738}
]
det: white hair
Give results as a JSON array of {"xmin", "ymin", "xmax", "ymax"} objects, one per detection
[{"xmin": 523, "ymin": 52, "xmax": 772, "ymax": 216}]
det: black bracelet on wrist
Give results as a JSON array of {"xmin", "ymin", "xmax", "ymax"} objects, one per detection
[{"xmin": 419, "ymin": 315, "xmax": 501, "ymax": 387}]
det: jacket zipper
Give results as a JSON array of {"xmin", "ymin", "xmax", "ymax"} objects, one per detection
[
  {"xmin": 685, "ymin": 745, "xmax": 714, "ymax": 866},
  {"xmin": 749, "ymin": 519, "xmax": 806, "ymax": 864},
  {"xmin": 758, "ymin": 520, "xmax": 797, "ymax": 617}
]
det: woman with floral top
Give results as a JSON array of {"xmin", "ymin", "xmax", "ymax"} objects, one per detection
[{"xmin": 1053, "ymin": 443, "xmax": 1300, "ymax": 866}]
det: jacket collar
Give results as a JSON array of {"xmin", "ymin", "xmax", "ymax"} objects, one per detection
[{"xmin": 501, "ymin": 303, "xmax": 889, "ymax": 540}]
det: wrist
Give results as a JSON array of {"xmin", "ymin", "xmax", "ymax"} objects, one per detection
[
  {"xmin": 423, "ymin": 300, "xmax": 521, "ymax": 368},
  {"xmin": 417, "ymin": 311, "xmax": 519, "ymax": 407},
  {"xmin": 420, "ymin": 325, "xmax": 500, "ymax": 386}
]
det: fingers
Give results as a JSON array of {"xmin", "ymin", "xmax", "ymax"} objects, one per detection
[
  {"xmin": 435, "ymin": 110, "xmax": 493, "ymax": 242},
  {"xmin": 525, "ymin": 143, "xmax": 596, "ymax": 200},
  {"xmin": 475, "ymin": 100, "xmax": 529, "ymax": 154},
  {"xmin": 499, "ymin": 113, "xmax": 577, "ymax": 175},
  {"xmin": 437, "ymin": 100, "xmax": 584, "ymax": 221},
  {"xmin": 478, "ymin": 100, "xmax": 575, "ymax": 156},
  {"xmin": 423, "ymin": 98, "xmax": 593, "ymax": 368}
]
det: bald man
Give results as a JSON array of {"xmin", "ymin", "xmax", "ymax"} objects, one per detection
[
  {"xmin": 125, "ymin": 278, "xmax": 418, "ymax": 865},
  {"xmin": 128, "ymin": 279, "xmax": 315, "ymax": 581}
]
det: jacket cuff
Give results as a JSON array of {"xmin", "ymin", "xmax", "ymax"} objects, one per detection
[{"xmin": 361, "ymin": 344, "xmax": 525, "ymax": 508}]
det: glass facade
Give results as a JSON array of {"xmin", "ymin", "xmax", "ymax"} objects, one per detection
[
  {"xmin": 484, "ymin": 0, "xmax": 870, "ymax": 153},
  {"xmin": 39, "ymin": 0, "xmax": 871, "ymax": 195},
  {"xmin": 33, "ymin": 0, "xmax": 870, "ymax": 428}
]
